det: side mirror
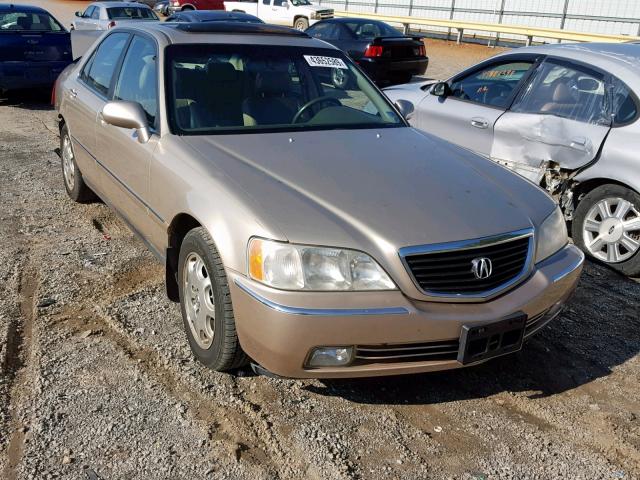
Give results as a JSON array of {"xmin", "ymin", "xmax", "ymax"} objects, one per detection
[
  {"xmin": 395, "ymin": 99, "xmax": 415, "ymax": 121},
  {"xmin": 101, "ymin": 101, "xmax": 150, "ymax": 144},
  {"xmin": 282, "ymin": 1, "xmax": 289, "ymax": 7},
  {"xmin": 75, "ymin": 11, "xmax": 83, "ymax": 18},
  {"xmin": 431, "ymin": 81, "xmax": 450, "ymax": 98}
]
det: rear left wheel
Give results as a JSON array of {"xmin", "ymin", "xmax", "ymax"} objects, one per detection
[
  {"xmin": 60, "ymin": 124, "xmax": 96, "ymax": 203},
  {"xmin": 572, "ymin": 184, "xmax": 640, "ymax": 276},
  {"xmin": 178, "ymin": 227, "xmax": 248, "ymax": 371}
]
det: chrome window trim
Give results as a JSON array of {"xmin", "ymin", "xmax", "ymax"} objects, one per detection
[
  {"xmin": 398, "ymin": 227, "xmax": 535, "ymax": 302},
  {"xmin": 234, "ymin": 280, "xmax": 409, "ymax": 316}
]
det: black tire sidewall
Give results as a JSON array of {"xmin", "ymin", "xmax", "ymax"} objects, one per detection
[
  {"xmin": 572, "ymin": 184, "xmax": 640, "ymax": 276},
  {"xmin": 177, "ymin": 229, "xmax": 232, "ymax": 368}
]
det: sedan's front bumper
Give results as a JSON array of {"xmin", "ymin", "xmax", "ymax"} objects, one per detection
[{"xmin": 228, "ymin": 244, "xmax": 584, "ymax": 378}]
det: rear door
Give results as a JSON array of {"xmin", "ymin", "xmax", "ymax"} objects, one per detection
[
  {"xmin": 414, "ymin": 57, "xmax": 537, "ymax": 157},
  {"xmin": 261, "ymin": 0, "xmax": 290, "ymax": 26},
  {"xmin": 491, "ymin": 58, "xmax": 612, "ymax": 182}
]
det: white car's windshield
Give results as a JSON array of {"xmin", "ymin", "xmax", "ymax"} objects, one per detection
[{"xmin": 166, "ymin": 44, "xmax": 404, "ymax": 134}]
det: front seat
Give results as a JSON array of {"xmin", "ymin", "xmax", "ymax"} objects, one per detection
[
  {"xmin": 242, "ymin": 71, "xmax": 299, "ymax": 126},
  {"xmin": 540, "ymin": 80, "xmax": 578, "ymax": 115}
]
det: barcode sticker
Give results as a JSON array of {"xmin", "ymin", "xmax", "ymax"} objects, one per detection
[{"xmin": 304, "ymin": 55, "xmax": 348, "ymax": 69}]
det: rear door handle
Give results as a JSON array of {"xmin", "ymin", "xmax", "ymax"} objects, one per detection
[
  {"xmin": 69, "ymin": 88, "xmax": 77, "ymax": 99},
  {"xmin": 470, "ymin": 117, "xmax": 489, "ymax": 129},
  {"xmin": 570, "ymin": 136, "xmax": 587, "ymax": 147}
]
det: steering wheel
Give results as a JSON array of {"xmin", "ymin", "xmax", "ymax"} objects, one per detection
[
  {"xmin": 292, "ymin": 96, "xmax": 342, "ymax": 124},
  {"xmin": 483, "ymin": 83, "xmax": 512, "ymax": 104}
]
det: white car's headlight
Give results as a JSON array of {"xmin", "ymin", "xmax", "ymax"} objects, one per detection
[
  {"xmin": 248, "ymin": 238, "xmax": 396, "ymax": 291},
  {"xmin": 535, "ymin": 206, "xmax": 568, "ymax": 263}
]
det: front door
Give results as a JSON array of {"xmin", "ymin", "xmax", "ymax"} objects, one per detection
[
  {"xmin": 95, "ymin": 34, "xmax": 159, "ymax": 240},
  {"xmin": 415, "ymin": 58, "xmax": 537, "ymax": 157},
  {"xmin": 491, "ymin": 58, "xmax": 611, "ymax": 183}
]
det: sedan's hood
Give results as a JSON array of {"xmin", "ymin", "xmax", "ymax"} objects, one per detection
[{"xmin": 183, "ymin": 127, "xmax": 553, "ymax": 250}]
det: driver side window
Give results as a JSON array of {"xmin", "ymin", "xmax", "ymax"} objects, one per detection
[{"xmin": 449, "ymin": 60, "xmax": 534, "ymax": 108}]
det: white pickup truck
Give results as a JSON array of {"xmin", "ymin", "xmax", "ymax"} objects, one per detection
[{"xmin": 223, "ymin": 0, "xmax": 333, "ymax": 30}]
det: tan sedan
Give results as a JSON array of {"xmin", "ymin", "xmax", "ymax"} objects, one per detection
[{"xmin": 55, "ymin": 22, "xmax": 584, "ymax": 378}]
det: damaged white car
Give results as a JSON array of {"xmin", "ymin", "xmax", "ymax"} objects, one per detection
[{"xmin": 384, "ymin": 43, "xmax": 640, "ymax": 276}]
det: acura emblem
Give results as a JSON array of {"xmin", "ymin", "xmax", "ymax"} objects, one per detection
[{"xmin": 471, "ymin": 257, "xmax": 492, "ymax": 280}]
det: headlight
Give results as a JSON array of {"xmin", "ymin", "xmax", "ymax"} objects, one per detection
[
  {"xmin": 535, "ymin": 206, "xmax": 568, "ymax": 263},
  {"xmin": 310, "ymin": 12, "xmax": 318, "ymax": 19},
  {"xmin": 248, "ymin": 238, "xmax": 396, "ymax": 291}
]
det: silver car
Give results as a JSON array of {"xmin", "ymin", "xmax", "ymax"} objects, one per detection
[
  {"xmin": 385, "ymin": 43, "xmax": 640, "ymax": 276},
  {"xmin": 72, "ymin": 2, "xmax": 159, "ymax": 30},
  {"xmin": 54, "ymin": 23, "xmax": 583, "ymax": 378}
]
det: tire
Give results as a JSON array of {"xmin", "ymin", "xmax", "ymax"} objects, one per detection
[
  {"xmin": 178, "ymin": 227, "xmax": 248, "ymax": 371},
  {"xmin": 293, "ymin": 17, "xmax": 309, "ymax": 31},
  {"xmin": 331, "ymin": 67, "xmax": 352, "ymax": 90},
  {"xmin": 60, "ymin": 124, "xmax": 96, "ymax": 203},
  {"xmin": 572, "ymin": 184, "xmax": 640, "ymax": 276}
]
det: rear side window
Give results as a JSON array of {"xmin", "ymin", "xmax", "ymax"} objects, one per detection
[
  {"xmin": 82, "ymin": 33, "xmax": 129, "ymax": 96},
  {"xmin": 449, "ymin": 60, "xmax": 534, "ymax": 108},
  {"xmin": 610, "ymin": 77, "xmax": 638, "ymax": 126},
  {"xmin": 114, "ymin": 35, "xmax": 158, "ymax": 125},
  {"xmin": 512, "ymin": 60, "xmax": 609, "ymax": 126}
]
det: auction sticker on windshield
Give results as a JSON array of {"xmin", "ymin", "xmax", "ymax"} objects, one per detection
[{"xmin": 304, "ymin": 55, "xmax": 348, "ymax": 69}]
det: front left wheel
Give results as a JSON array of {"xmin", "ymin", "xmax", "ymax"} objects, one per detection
[
  {"xmin": 178, "ymin": 227, "xmax": 248, "ymax": 371},
  {"xmin": 294, "ymin": 17, "xmax": 309, "ymax": 31}
]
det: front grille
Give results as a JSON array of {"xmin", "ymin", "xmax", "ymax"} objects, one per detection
[
  {"xmin": 354, "ymin": 340, "xmax": 459, "ymax": 364},
  {"xmin": 403, "ymin": 234, "xmax": 532, "ymax": 297},
  {"xmin": 316, "ymin": 9, "xmax": 334, "ymax": 19}
]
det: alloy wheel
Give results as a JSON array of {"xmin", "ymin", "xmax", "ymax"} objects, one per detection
[
  {"xmin": 61, "ymin": 135, "xmax": 75, "ymax": 192},
  {"xmin": 182, "ymin": 252, "xmax": 216, "ymax": 349},
  {"xmin": 583, "ymin": 197, "xmax": 640, "ymax": 263}
]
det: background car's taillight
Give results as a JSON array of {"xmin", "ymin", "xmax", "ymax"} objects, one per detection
[
  {"xmin": 364, "ymin": 45, "xmax": 384, "ymax": 58},
  {"xmin": 171, "ymin": 0, "xmax": 180, "ymax": 5},
  {"xmin": 108, "ymin": 21, "xmax": 116, "ymax": 28},
  {"xmin": 416, "ymin": 45, "xmax": 426, "ymax": 57}
]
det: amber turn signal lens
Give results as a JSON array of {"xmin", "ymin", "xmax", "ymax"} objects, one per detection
[{"xmin": 248, "ymin": 239, "xmax": 264, "ymax": 281}]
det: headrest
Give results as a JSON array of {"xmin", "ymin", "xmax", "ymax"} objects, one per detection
[
  {"xmin": 17, "ymin": 16, "xmax": 31, "ymax": 29},
  {"xmin": 255, "ymin": 71, "xmax": 291, "ymax": 95},
  {"xmin": 552, "ymin": 81, "xmax": 576, "ymax": 103},
  {"xmin": 206, "ymin": 62, "xmax": 238, "ymax": 83}
]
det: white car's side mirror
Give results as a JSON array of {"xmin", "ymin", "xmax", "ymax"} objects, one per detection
[
  {"xmin": 395, "ymin": 99, "xmax": 415, "ymax": 121},
  {"xmin": 101, "ymin": 101, "xmax": 150, "ymax": 144}
]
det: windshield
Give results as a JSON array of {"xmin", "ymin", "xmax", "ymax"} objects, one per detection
[
  {"xmin": 107, "ymin": 7, "xmax": 159, "ymax": 20},
  {"xmin": 344, "ymin": 20, "xmax": 401, "ymax": 39},
  {"xmin": 166, "ymin": 44, "xmax": 404, "ymax": 135},
  {"xmin": 0, "ymin": 11, "xmax": 64, "ymax": 32}
]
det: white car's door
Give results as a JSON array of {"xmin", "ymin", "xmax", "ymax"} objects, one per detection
[
  {"xmin": 414, "ymin": 57, "xmax": 538, "ymax": 158},
  {"xmin": 490, "ymin": 58, "xmax": 611, "ymax": 182}
]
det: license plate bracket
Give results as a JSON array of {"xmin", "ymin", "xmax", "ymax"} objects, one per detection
[{"xmin": 458, "ymin": 313, "xmax": 526, "ymax": 365}]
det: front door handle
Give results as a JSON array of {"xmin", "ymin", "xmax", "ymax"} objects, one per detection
[
  {"xmin": 69, "ymin": 88, "xmax": 78, "ymax": 99},
  {"xmin": 570, "ymin": 136, "xmax": 587, "ymax": 147},
  {"xmin": 470, "ymin": 117, "xmax": 489, "ymax": 129}
]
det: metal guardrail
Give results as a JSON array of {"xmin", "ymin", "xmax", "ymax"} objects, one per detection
[{"xmin": 334, "ymin": 10, "xmax": 640, "ymax": 45}]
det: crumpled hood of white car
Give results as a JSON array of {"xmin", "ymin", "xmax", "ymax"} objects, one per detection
[{"xmin": 183, "ymin": 127, "xmax": 554, "ymax": 248}]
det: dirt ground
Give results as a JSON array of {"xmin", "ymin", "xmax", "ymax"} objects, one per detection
[{"xmin": 1, "ymin": 2, "xmax": 640, "ymax": 480}]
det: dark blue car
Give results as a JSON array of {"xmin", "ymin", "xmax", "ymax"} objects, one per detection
[{"xmin": 0, "ymin": 4, "xmax": 72, "ymax": 92}]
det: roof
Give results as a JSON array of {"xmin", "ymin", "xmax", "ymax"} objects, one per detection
[
  {"xmin": 168, "ymin": 22, "xmax": 308, "ymax": 36},
  {"xmin": 0, "ymin": 3, "xmax": 49, "ymax": 13},
  {"xmin": 168, "ymin": 10, "xmax": 262, "ymax": 22},
  {"xmin": 113, "ymin": 19, "xmax": 330, "ymax": 48},
  {"xmin": 90, "ymin": 1, "xmax": 153, "ymax": 8}
]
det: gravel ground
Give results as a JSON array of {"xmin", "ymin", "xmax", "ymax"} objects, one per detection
[{"xmin": 0, "ymin": 7, "xmax": 639, "ymax": 478}]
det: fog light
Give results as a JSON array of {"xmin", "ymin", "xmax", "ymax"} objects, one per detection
[{"xmin": 307, "ymin": 346, "xmax": 354, "ymax": 368}]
